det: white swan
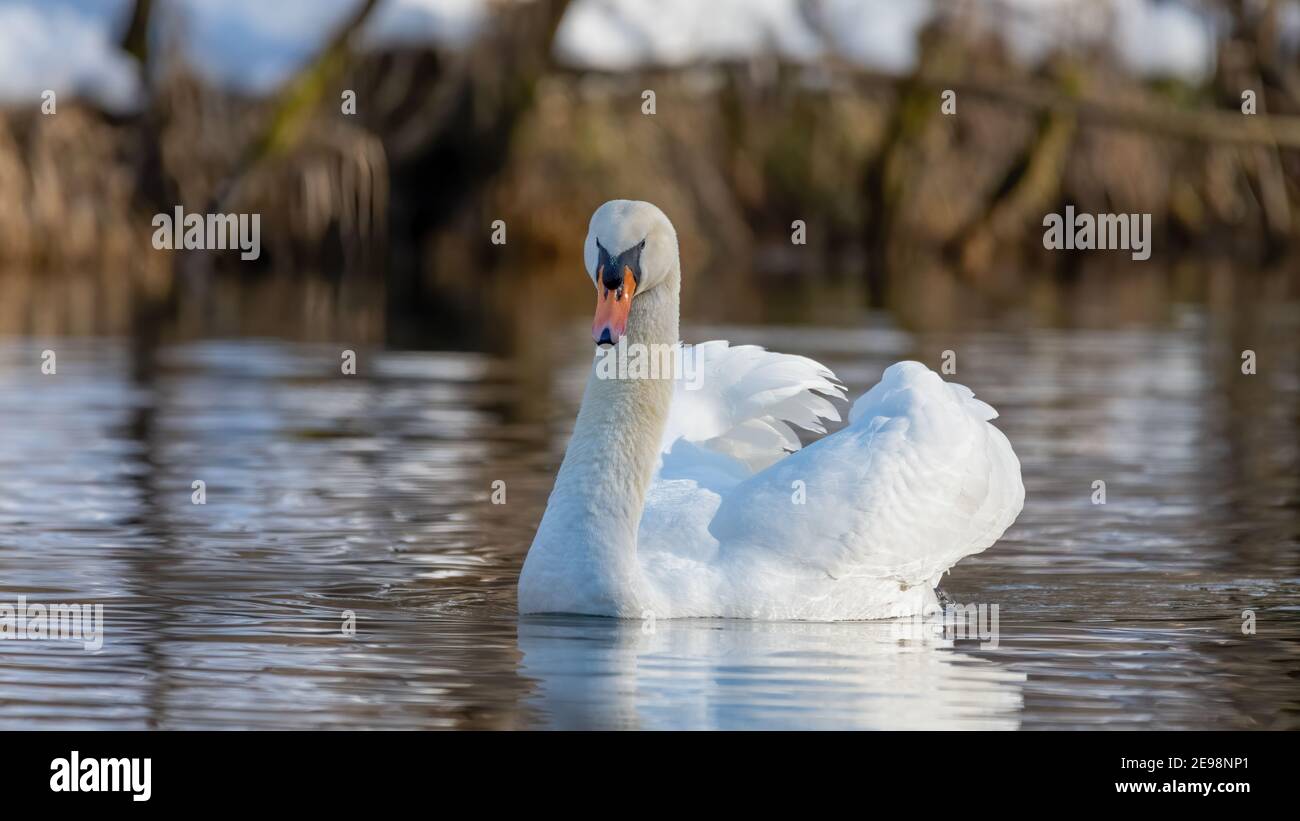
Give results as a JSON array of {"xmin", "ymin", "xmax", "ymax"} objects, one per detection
[{"xmin": 518, "ymin": 200, "xmax": 1024, "ymax": 620}]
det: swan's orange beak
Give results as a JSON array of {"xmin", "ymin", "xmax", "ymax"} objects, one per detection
[{"xmin": 592, "ymin": 265, "xmax": 637, "ymax": 346}]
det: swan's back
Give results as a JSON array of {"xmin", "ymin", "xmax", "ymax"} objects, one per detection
[{"xmin": 707, "ymin": 361, "xmax": 1024, "ymax": 592}]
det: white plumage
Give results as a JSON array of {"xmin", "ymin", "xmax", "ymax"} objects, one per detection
[
  {"xmin": 518, "ymin": 200, "xmax": 1024, "ymax": 621},
  {"xmin": 659, "ymin": 340, "xmax": 845, "ymax": 470},
  {"xmin": 642, "ymin": 356, "xmax": 1023, "ymax": 619}
]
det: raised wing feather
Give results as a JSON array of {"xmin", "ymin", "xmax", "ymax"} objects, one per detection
[{"xmin": 659, "ymin": 341, "xmax": 845, "ymax": 472}]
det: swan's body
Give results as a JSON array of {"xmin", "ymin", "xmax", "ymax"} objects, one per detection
[{"xmin": 519, "ymin": 200, "xmax": 1024, "ymax": 621}]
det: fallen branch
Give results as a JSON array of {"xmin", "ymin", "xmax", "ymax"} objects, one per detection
[{"xmin": 861, "ymin": 69, "xmax": 1300, "ymax": 149}]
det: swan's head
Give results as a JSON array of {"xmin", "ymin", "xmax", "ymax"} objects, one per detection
[{"xmin": 584, "ymin": 200, "xmax": 679, "ymax": 346}]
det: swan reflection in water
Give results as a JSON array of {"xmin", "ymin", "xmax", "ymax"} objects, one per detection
[{"xmin": 517, "ymin": 615, "xmax": 1026, "ymax": 730}]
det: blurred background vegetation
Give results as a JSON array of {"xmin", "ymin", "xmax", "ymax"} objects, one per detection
[{"xmin": 1, "ymin": 0, "xmax": 1298, "ymax": 346}]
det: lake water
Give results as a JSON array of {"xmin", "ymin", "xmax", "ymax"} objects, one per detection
[{"xmin": 1, "ymin": 299, "xmax": 1297, "ymax": 729}]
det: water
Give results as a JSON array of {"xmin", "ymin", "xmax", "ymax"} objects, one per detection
[{"xmin": 1, "ymin": 302, "xmax": 1297, "ymax": 730}]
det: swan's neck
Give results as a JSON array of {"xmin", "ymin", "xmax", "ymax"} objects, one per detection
[{"xmin": 524, "ymin": 280, "xmax": 679, "ymax": 614}]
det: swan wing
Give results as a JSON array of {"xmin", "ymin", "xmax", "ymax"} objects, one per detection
[
  {"xmin": 639, "ymin": 340, "xmax": 843, "ymax": 566},
  {"xmin": 659, "ymin": 341, "xmax": 845, "ymax": 472},
  {"xmin": 707, "ymin": 361, "xmax": 1025, "ymax": 586}
]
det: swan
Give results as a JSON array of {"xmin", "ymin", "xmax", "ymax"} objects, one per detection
[{"xmin": 518, "ymin": 199, "xmax": 1024, "ymax": 621}]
